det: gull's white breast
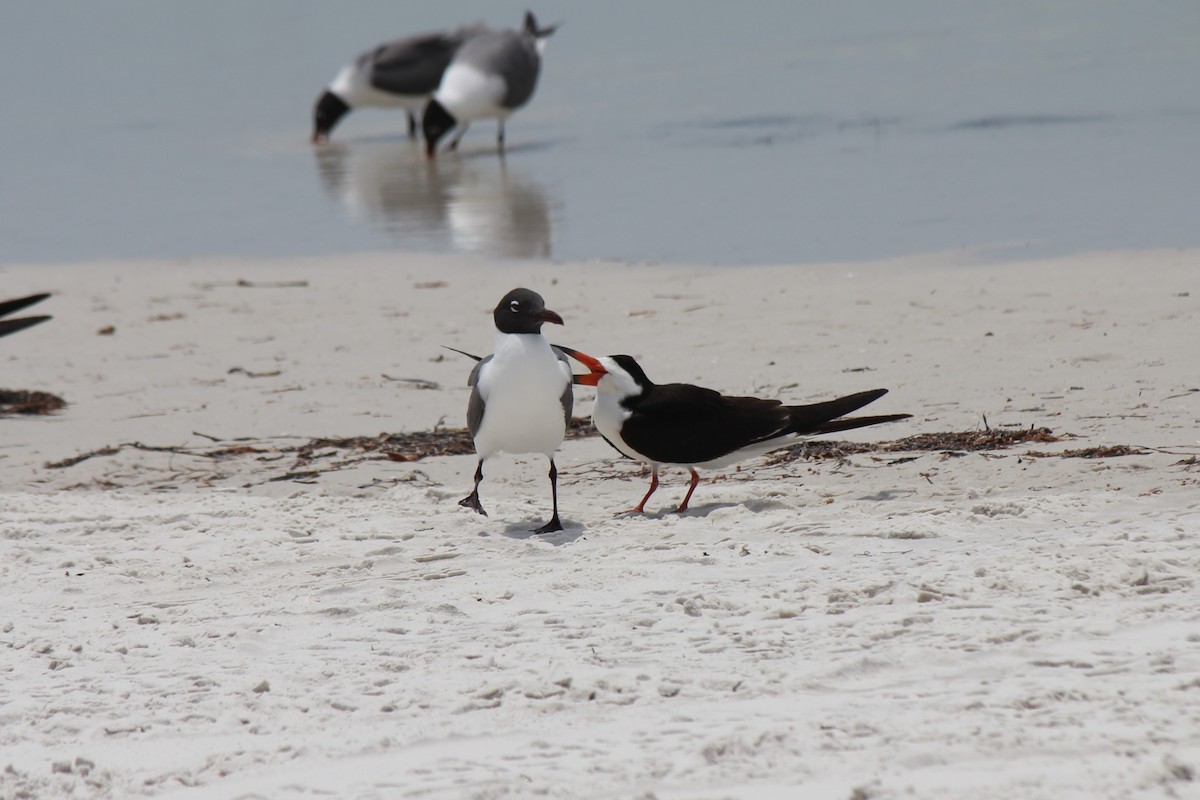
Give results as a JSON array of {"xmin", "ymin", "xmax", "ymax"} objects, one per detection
[
  {"xmin": 436, "ymin": 63, "xmax": 508, "ymax": 121},
  {"xmin": 331, "ymin": 64, "xmax": 419, "ymax": 109},
  {"xmin": 473, "ymin": 333, "xmax": 569, "ymax": 458}
]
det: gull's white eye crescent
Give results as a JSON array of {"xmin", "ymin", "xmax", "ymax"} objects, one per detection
[{"xmin": 510, "ymin": 300, "xmax": 520, "ymax": 312}]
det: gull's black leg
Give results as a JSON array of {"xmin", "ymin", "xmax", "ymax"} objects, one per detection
[
  {"xmin": 459, "ymin": 460, "xmax": 488, "ymax": 516},
  {"xmin": 533, "ymin": 459, "xmax": 563, "ymax": 533}
]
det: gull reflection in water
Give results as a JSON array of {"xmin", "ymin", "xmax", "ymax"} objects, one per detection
[{"xmin": 314, "ymin": 140, "xmax": 555, "ymax": 259}]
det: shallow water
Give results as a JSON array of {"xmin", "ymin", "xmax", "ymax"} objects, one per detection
[{"xmin": 3, "ymin": 1, "xmax": 1198, "ymax": 266}]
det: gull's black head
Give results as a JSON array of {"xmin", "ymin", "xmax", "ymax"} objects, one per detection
[
  {"xmin": 312, "ymin": 90, "xmax": 350, "ymax": 144},
  {"xmin": 422, "ymin": 99, "xmax": 457, "ymax": 158},
  {"xmin": 493, "ymin": 288, "xmax": 563, "ymax": 334}
]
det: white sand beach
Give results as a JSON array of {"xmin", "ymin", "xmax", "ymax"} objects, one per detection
[{"xmin": 2, "ymin": 250, "xmax": 1198, "ymax": 798}]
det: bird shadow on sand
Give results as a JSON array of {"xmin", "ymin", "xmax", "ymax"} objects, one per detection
[
  {"xmin": 618, "ymin": 502, "xmax": 740, "ymax": 520},
  {"xmin": 855, "ymin": 489, "xmax": 919, "ymax": 502},
  {"xmin": 484, "ymin": 521, "xmax": 586, "ymax": 545}
]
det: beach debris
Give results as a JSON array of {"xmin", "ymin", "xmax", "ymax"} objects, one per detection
[
  {"xmin": 1025, "ymin": 445, "xmax": 1149, "ymax": 459},
  {"xmin": 0, "ymin": 389, "xmax": 67, "ymax": 415},
  {"xmin": 195, "ymin": 279, "xmax": 309, "ymax": 290},
  {"xmin": 227, "ymin": 367, "xmax": 282, "ymax": 378},
  {"xmin": 36, "ymin": 421, "xmax": 1170, "ymax": 492},
  {"xmin": 768, "ymin": 426, "xmax": 1063, "ymax": 464},
  {"xmin": 381, "ymin": 374, "xmax": 440, "ymax": 390}
]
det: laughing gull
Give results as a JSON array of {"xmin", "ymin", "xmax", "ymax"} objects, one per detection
[
  {"xmin": 459, "ymin": 288, "xmax": 578, "ymax": 533},
  {"xmin": 422, "ymin": 11, "xmax": 557, "ymax": 157},
  {"xmin": 312, "ymin": 24, "xmax": 485, "ymax": 144},
  {"xmin": 563, "ymin": 349, "xmax": 911, "ymax": 514},
  {"xmin": 0, "ymin": 294, "xmax": 51, "ymax": 339}
]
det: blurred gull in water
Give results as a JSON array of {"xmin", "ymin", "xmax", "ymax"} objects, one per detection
[
  {"xmin": 312, "ymin": 23, "xmax": 486, "ymax": 144},
  {"xmin": 422, "ymin": 11, "xmax": 558, "ymax": 157}
]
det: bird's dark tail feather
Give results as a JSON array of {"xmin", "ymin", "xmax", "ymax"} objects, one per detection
[
  {"xmin": 0, "ymin": 294, "xmax": 51, "ymax": 338},
  {"xmin": 0, "ymin": 293, "xmax": 50, "ymax": 320},
  {"xmin": 523, "ymin": 10, "xmax": 560, "ymax": 38},
  {"xmin": 811, "ymin": 413, "xmax": 912, "ymax": 436},
  {"xmin": 0, "ymin": 317, "xmax": 51, "ymax": 338},
  {"xmin": 786, "ymin": 389, "xmax": 909, "ymax": 435},
  {"xmin": 443, "ymin": 345, "xmax": 483, "ymax": 362}
]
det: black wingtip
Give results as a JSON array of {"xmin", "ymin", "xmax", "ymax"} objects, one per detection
[
  {"xmin": 811, "ymin": 413, "xmax": 912, "ymax": 436},
  {"xmin": 0, "ymin": 293, "xmax": 51, "ymax": 320},
  {"xmin": 443, "ymin": 345, "xmax": 483, "ymax": 362},
  {"xmin": 0, "ymin": 315, "xmax": 51, "ymax": 339},
  {"xmin": 786, "ymin": 389, "xmax": 903, "ymax": 435}
]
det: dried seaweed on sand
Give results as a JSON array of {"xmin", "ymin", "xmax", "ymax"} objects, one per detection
[{"xmin": 0, "ymin": 389, "xmax": 67, "ymax": 416}]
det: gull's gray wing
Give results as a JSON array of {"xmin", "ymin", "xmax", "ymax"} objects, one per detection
[
  {"xmin": 363, "ymin": 30, "xmax": 467, "ymax": 96},
  {"xmin": 465, "ymin": 354, "xmax": 492, "ymax": 436},
  {"xmin": 552, "ymin": 346, "xmax": 573, "ymax": 426},
  {"xmin": 452, "ymin": 29, "xmax": 541, "ymax": 110}
]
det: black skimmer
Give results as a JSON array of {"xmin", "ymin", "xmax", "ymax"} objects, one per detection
[
  {"xmin": 422, "ymin": 12, "xmax": 557, "ymax": 157},
  {"xmin": 0, "ymin": 294, "xmax": 51, "ymax": 339},
  {"xmin": 563, "ymin": 350, "xmax": 911, "ymax": 514},
  {"xmin": 312, "ymin": 24, "xmax": 485, "ymax": 144},
  {"xmin": 458, "ymin": 288, "xmax": 580, "ymax": 533}
]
